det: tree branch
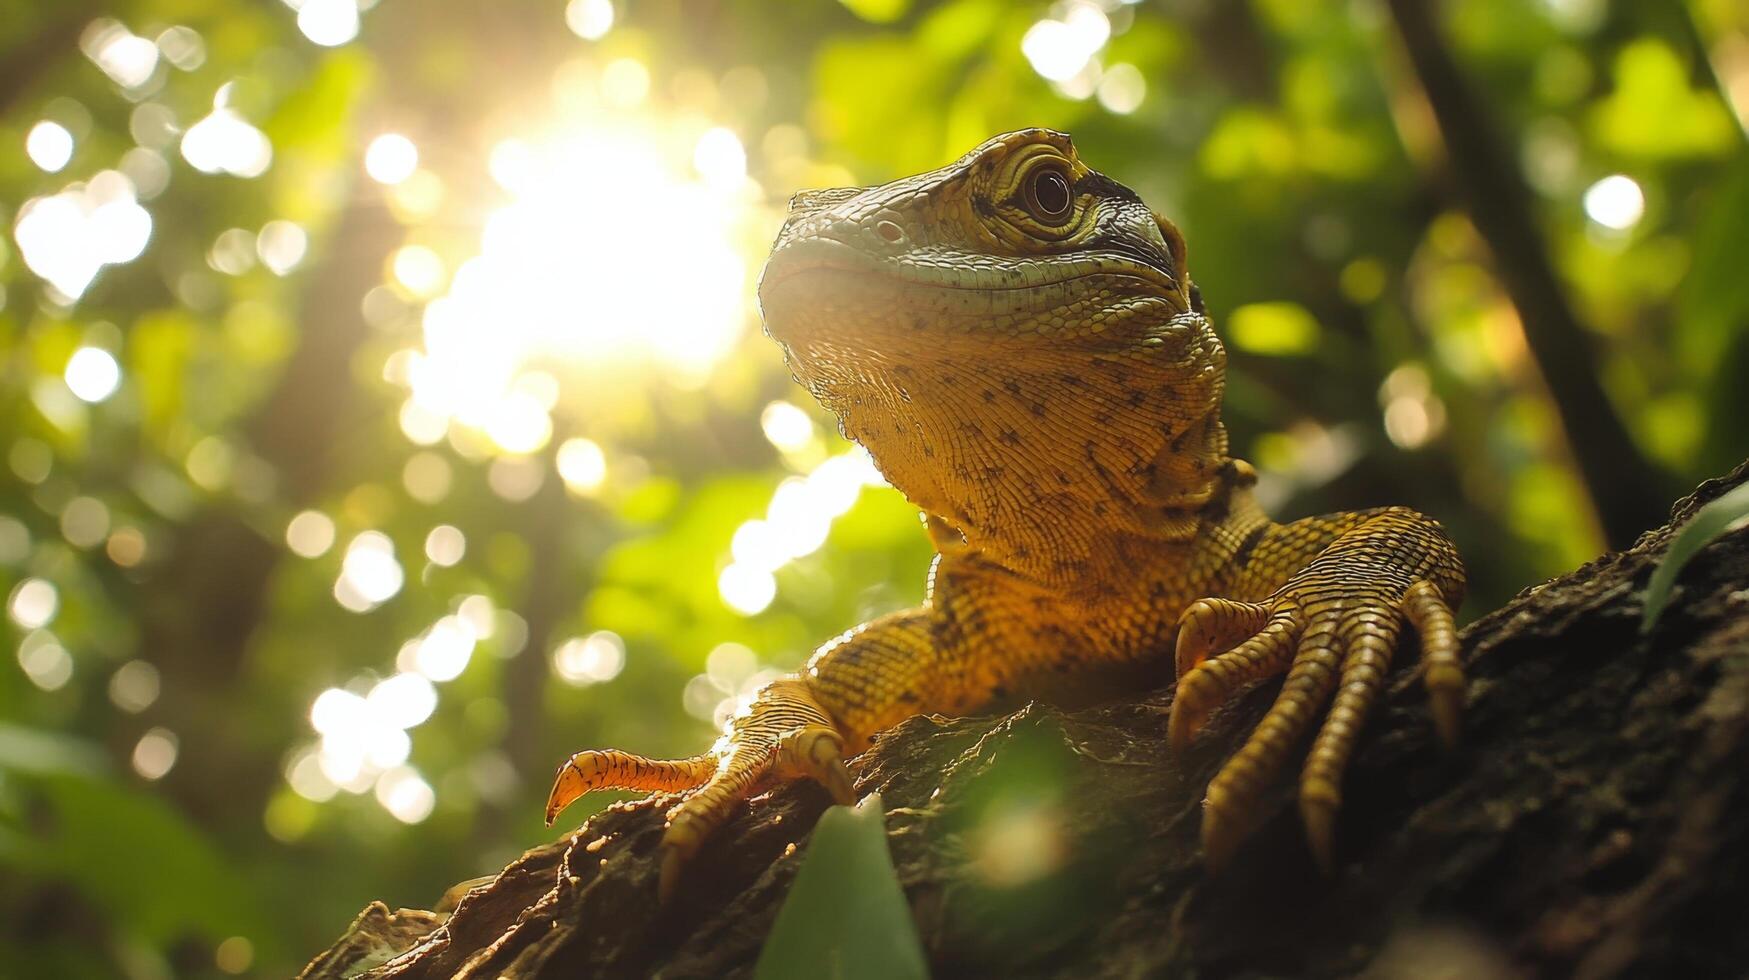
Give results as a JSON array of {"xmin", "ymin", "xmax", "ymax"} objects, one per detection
[{"xmin": 303, "ymin": 459, "xmax": 1749, "ymax": 978}]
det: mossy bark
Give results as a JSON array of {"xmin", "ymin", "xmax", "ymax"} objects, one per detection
[{"xmin": 302, "ymin": 461, "xmax": 1749, "ymax": 979}]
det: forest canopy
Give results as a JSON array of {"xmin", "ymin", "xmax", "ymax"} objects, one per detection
[{"xmin": 0, "ymin": 0, "xmax": 1744, "ymax": 976}]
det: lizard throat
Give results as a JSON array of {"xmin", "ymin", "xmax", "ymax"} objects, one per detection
[{"xmin": 788, "ymin": 321, "xmax": 1237, "ymax": 592}]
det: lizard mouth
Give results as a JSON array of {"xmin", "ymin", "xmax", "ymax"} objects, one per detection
[{"xmin": 758, "ymin": 235, "xmax": 1183, "ymax": 334}]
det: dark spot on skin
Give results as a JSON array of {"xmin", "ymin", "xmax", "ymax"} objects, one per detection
[
  {"xmin": 981, "ymin": 389, "xmax": 996, "ymax": 403},
  {"xmin": 982, "ymin": 466, "xmax": 1005, "ymax": 481},
  {"xmin": 911, "ymin": 316, "xmax": 928, "ymax": 331},
  {"xmin": 1234, "ymin": 524, "xmax": 1268, "ymax": 568},
  {"xmin": 893, "ymin": 365, "xmax": 914, "ymax": 378},
  {"xmin": 900, "ymin": 690, "xmax": 919, "ymax": 703},
  {"xmin": 1093, "ymin": 502, "xmax": 1108, "ymax": 516},
  {"xmin": 1127, "ymin": 390, "xmax": 1147, "ymax": 407},
  {"xmin": 972, "ymin": 197, "xmax": 997, "ymax": 218},
  {"xmin": 1056, "ymin": 471, "xmax": 1072, "ymax": 485},
  {"xmin": 999, "ymin": 429, "xmax": 1024, "ymax": 447},
  {"xmin": 1203, "ymin": 493, "xmax": 1230, "ymax": 524},
  {"xmin": 990, "ymin": 685, "xmax": 1008, "ymax": 699},
  {"xmin": 1029, "ymin": 402, "xmax": 1046, "ymax": 417},
  {"xmin": 1060, "ymin": 374, "xmax": 1085, "ymax": 387},
  {"xmin": 922, "ymin": 444, "xmax": 935, "ymax": 458},
  {"xmin": 1093, "ymin": 411, "xmax": 1112, "ymax": 425},
  {"xmin": 1003, "ymin": 381, "xmax": 1023, "ymax": 396},
  {"xmin": 1189, "ymin": 283, "xmax": 1206, "ymax": 315}
]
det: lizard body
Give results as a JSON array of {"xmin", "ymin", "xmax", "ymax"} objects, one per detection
[{"xmin": 545, "ymin": 130, "xmax": 1465, "ymax": 897}]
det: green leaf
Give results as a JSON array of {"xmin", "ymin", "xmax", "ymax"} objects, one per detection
[
  {"xmin": 0, "ymin": 723, "xmax": 109, "ymax": 778},
  {"xmin": 755, "ymin": 793, "xmax": 928, "ymax": 980},
  {"xmin": 1640, "ymin": 482, "xmax": 1749, "ymax": 633}
]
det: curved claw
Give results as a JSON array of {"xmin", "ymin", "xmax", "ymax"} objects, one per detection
[
  {"xmin": 658, "ymin": 844, "xmax": 687, "ymax": 905},
  {"xmin": 1169, "ymin": 609, "xmax": 1302, "ymax": 751},
  {"xmin": 1404, "ymin": 580, "xmax": 1464, "ymax": 749},
  {"xmin": 1175, "ymin": 598, "xmax": 1271, "ymax": 679},
  {"xmin": 775, "ymin": 725, "xmax": 857, "ymax": 805},
  {"xmin": 1299, "ymin": 792, "xmax": 1337, "ymax": 874}
]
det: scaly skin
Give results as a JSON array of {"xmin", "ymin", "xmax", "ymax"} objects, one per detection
[{"xmin": 545, "ymin": 129, "xmax": 1466, "ymax": 897}]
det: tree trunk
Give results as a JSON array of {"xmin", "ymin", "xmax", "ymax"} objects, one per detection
[{"xmin": 301, "ymin": 461, "xmax": 1749, "ymax": 979}]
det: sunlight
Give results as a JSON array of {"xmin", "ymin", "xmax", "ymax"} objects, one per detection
[{"xmin": 394, "ymin": 83, "xmax": 756, "ymax": 456}]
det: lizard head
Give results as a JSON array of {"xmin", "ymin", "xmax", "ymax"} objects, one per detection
[{"xmin": 758, "ymin": 130, "xmax": 1233, "ymax": 574}]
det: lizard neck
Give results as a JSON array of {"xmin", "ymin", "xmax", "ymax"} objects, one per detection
[{"xmin": 826, "ymin": 323, "xmax": 1241, "ymax": 597}]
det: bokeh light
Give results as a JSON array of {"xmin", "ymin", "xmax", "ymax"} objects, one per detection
[
  {"xmin": 9, "ymin": 578, "xmax": 59, "ymax": 629},
  {"xmin": 556, "ymin": 438, "xmax": 608, "ymax": 494},
  {"xmin": 553, "ymin": 631, "xmax": 626, "ymax": 685},
  {"xmin": 1021, "ymin": 2, "xmax": 1111, "ymax": 83},
  {"xmin": 64, "ymin": 347, "xmax": 122, "ymax": 402},
  {"xmin": 26, "ymin": 121, "xmax": 74, "ymax": 173},
  {"xmin": 565, "ymin": 0, "xmax": 615, "ymax": 40},
  {"xmin": 335, "ymin": 531, "xmax": 404, "ymax": 610},
  {"xmin": 14, "ymin": 171, "xmax": 153, "ymax": 300},
  {"xmin": 718, "ymin": 449, "xmax": 886, "ymax": 614},
  {"xmin": 1583, "ymin": 174, "xmax": 1645, "ymax": 231},
  {"xmin": 109, "ymin": 660, "xmax": 162, "ymax": 713},
  {"xmin": 83, "ymin": 20, "xmax": 160, "ymax": 89},
  {"xmin": 365, "ymin": 133, "xmax": 420, "ymax": 185},
  {"xmin": 181, "ymin": 88, "xmax": 272, "ymax": 178},
  {"xmin": 132, "ymin": 728, "xmax": 180, "ymax": 780},
  {"xmin": 295, "ymin": 0, "xmax": 362, "ymax": 47},
  {"xmin": 286, "ymin": 510, "xmax": 337, "ymax": 558}
]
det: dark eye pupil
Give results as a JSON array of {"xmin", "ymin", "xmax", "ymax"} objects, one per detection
[{"xmin": 1032, "ymin": 170, "xmax": 1071, "ymax": 218}]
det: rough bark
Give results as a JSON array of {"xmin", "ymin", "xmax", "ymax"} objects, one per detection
[{"xmin": 303, "ymin": 462, "xmax": 1749, "ymax": 979}]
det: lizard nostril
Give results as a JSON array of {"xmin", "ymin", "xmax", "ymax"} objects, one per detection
[{"xmin": 874, "ymin": 221, "xmax": 905, "ymax": 244}]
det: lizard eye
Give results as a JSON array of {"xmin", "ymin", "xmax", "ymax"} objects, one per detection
[{"xmin": 1022, "ymin": 164, "xmax": 1074, "ymax": 227}]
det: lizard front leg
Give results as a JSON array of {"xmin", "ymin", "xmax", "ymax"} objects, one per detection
[
  {"xmin": 1169, "ymin": 507, "xmax": 1465, "ymax": 870},
  {"xmin": 546, "ymin": 606, "xmax": 966, "ymax": 901}
]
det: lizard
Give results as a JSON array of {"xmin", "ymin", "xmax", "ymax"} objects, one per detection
[{"xmin": 544, "ymin": 129, "xmax": 1466, "ymax": 901}]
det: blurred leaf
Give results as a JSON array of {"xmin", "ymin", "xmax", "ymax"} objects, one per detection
[
  {"xmin": 0, "ymin": 724, "xmax": 108, "ymax": 778},
  {"xmin": 1590, "ymin": 39, "xmax": 1736, "ymax": 160},
  {"xmin": 755, "ymin": 793, "xmax": 927, "ymax": 980},
  {"xmin": 6, "ymin": 768, "xmax": 272, "ymax": 954},
  {"xmin": 1226, "ymin": 302, "xmax": 1321, "ymax": 356},
  {"xmin": 1640, "ymin": 482, "xmax": 1749, "ymax": 633},
  {"xmin": 838, "ymin": 0, "xmax": 910, "ymax": 25}
]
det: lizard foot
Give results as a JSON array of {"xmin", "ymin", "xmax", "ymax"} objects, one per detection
[
  {"xmin": 546, "ymin": 677, "xmax": 858, "ymax": 903},
  {"xmin": 1171, "ymin": 571, "xmax": 1463, "ymax": 872}
]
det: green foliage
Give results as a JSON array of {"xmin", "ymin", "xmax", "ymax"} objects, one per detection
[
  {"xmin": 755, "ymin": 794, "xmax": 927, "ymax": 980},
  {"xmin": 1640, "ymin": 482, "xmax": 1749, "ymax": 634}
]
